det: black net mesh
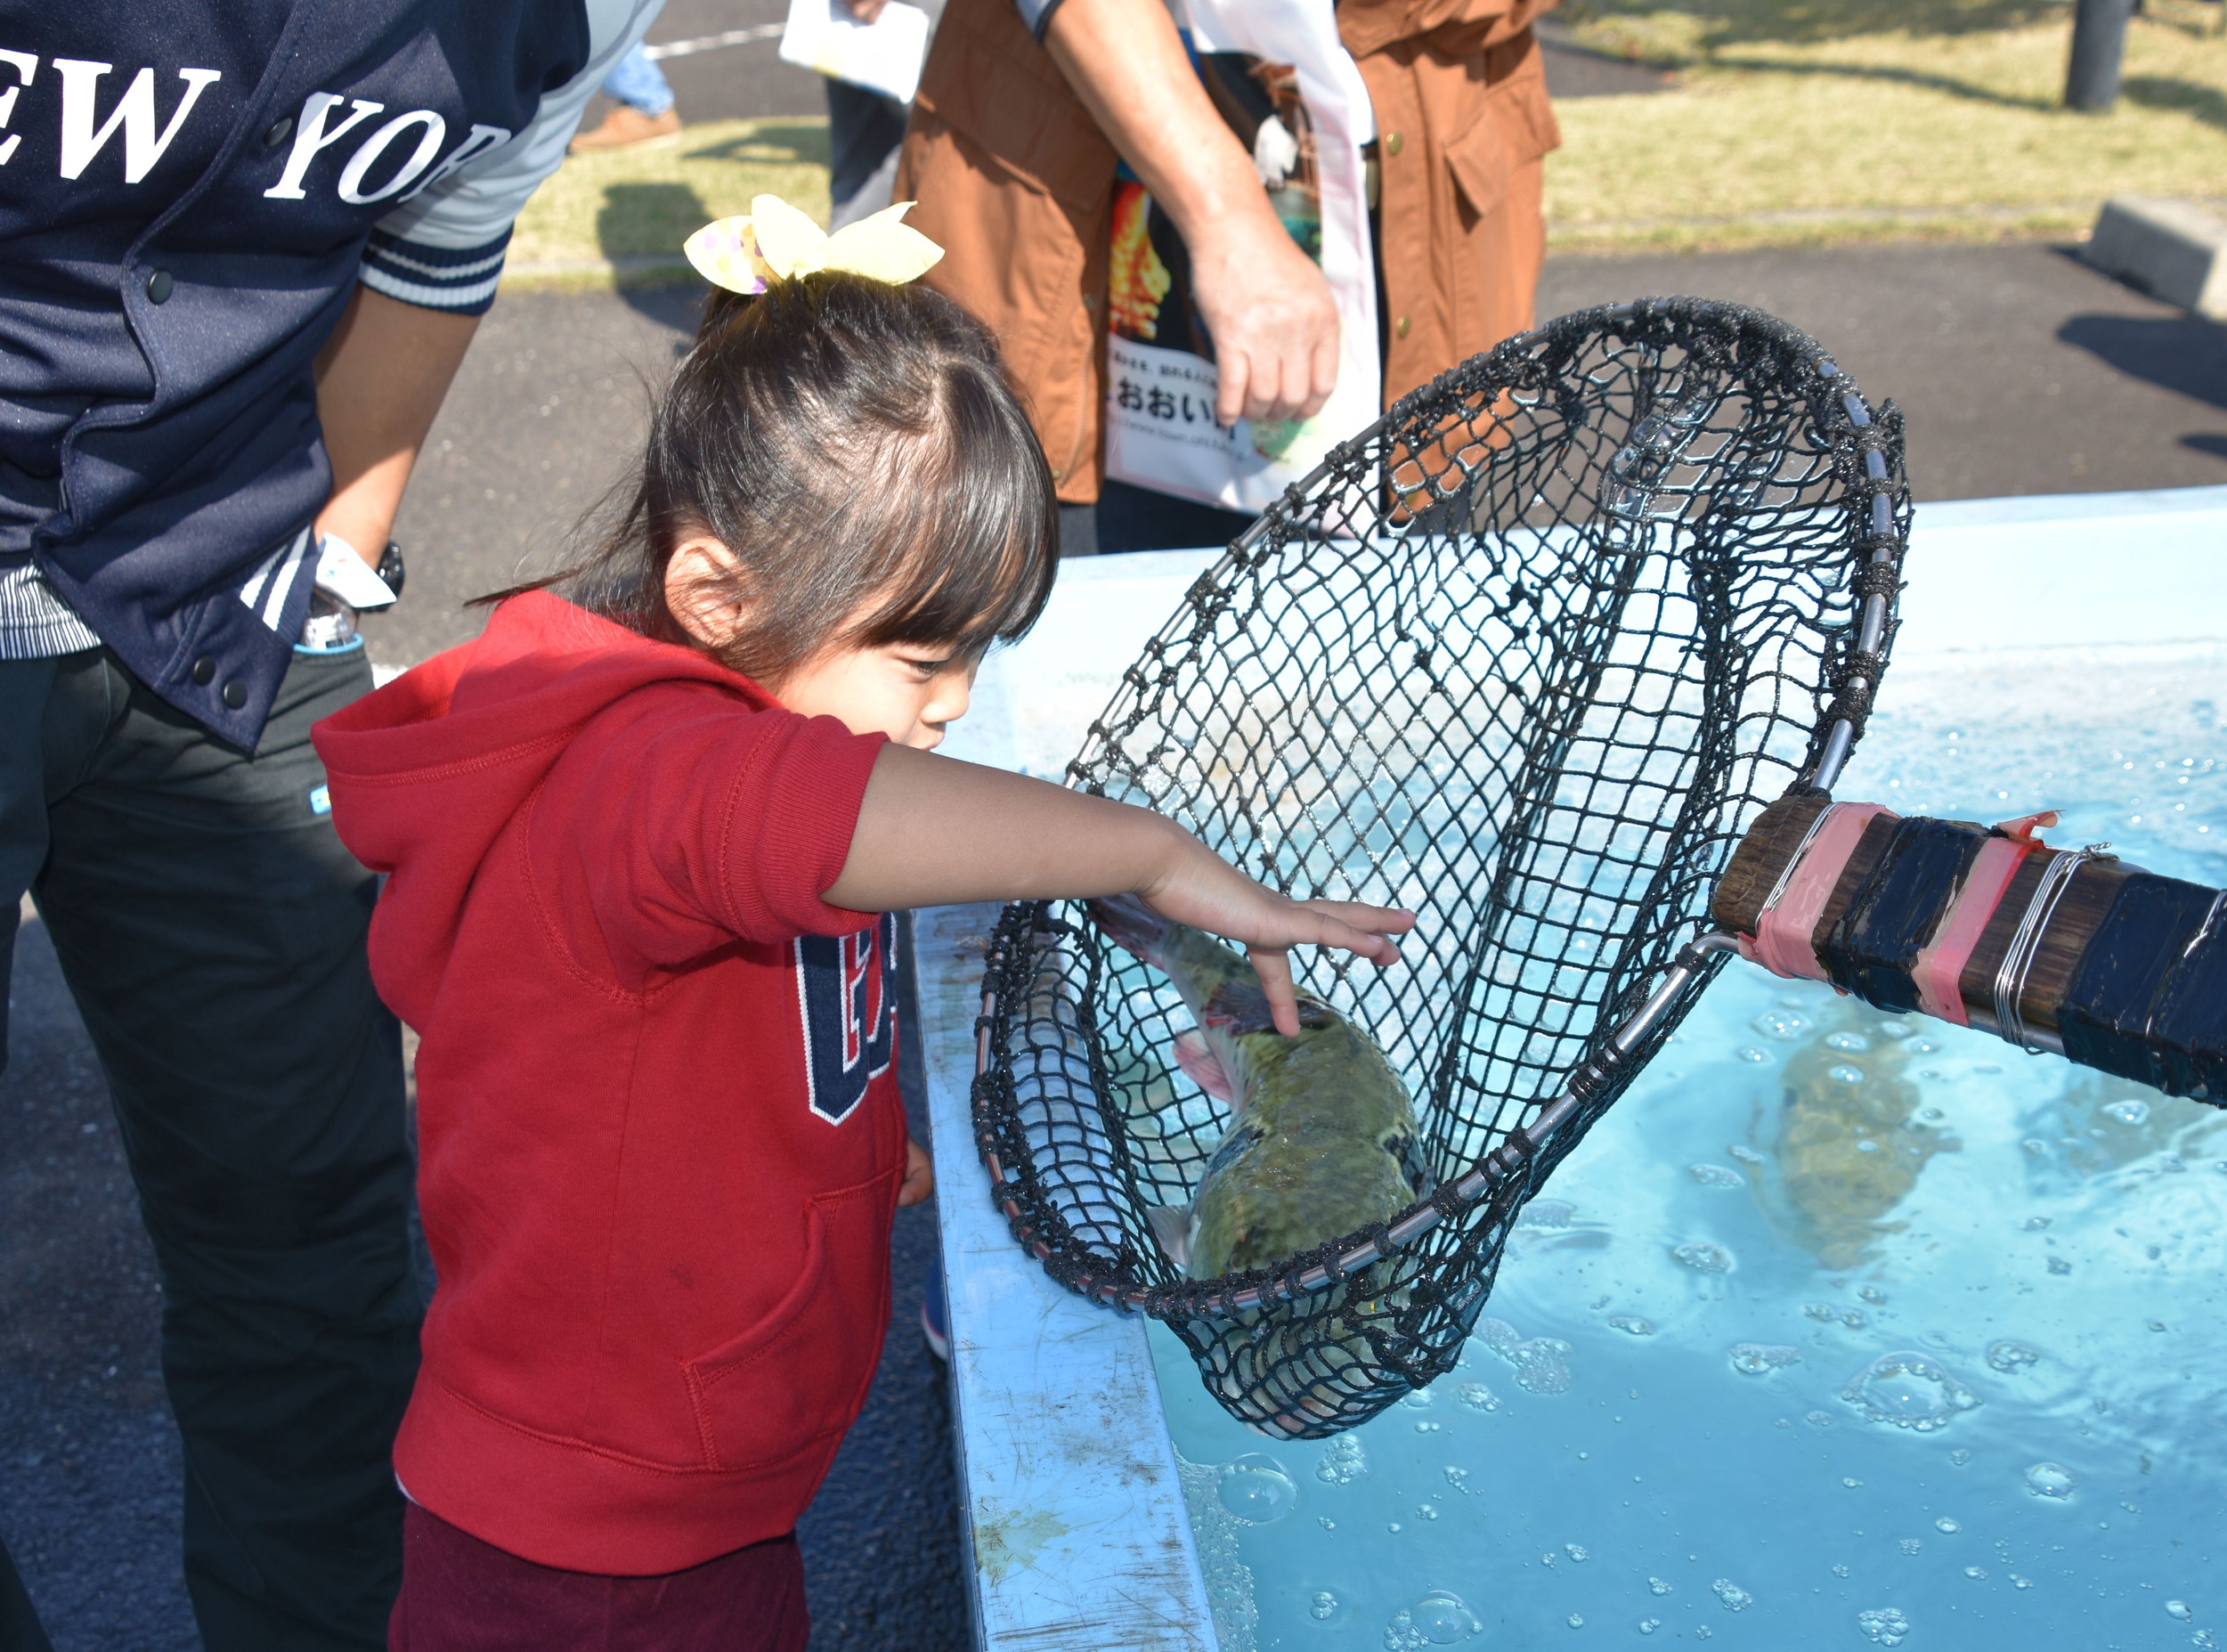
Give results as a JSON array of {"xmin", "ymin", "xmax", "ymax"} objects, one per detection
[{"xmin": 970, "ymin": 299, "xmax": 1911, "ymax": 1437}]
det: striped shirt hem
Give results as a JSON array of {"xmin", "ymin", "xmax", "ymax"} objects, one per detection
[{"xmin": 0, "ymin": 563, "xmax": 101, "ymax": 659}]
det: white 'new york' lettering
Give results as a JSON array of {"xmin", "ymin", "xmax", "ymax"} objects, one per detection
[
  {"xmin": 397, "ymin": 121, "xmax": 509, "ymax": 203},
  {"xmin": 0, "ymin": 52, "xmax": 36, "ymax": 167},
  {"xmin": 336, "ymin": 109, "xmax": 445, "ymax": 204},
  {"xmin": 264, "ymin": 92, "xmax": 384, "ymax": 200},
  {"xmin": 53, "ymin": 59, "xmax": 221, "ymax": 183}
]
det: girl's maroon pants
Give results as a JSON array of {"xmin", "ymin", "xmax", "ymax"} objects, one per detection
[{"xmin": 389, "ymin": 1501, "xmax": 810, "ymax": 1651}]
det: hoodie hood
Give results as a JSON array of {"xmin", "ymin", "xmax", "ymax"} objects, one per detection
[{"xmin": 313, "ymin": 590, "xmax": 774, "ymax": 1031}]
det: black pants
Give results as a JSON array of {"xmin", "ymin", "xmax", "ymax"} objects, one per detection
[{"xmin": 0, "ymin": 647, "xmax": 421, "ymax": 1649}]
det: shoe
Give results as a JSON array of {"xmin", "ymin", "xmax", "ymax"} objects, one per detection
[
  {"xmin": 920, "ymin": 1261, "xmax": 950, "ymax": 1363},
  {"xmin": 568, "ymin": 105, "xmax": 682, "ymax": 154}
]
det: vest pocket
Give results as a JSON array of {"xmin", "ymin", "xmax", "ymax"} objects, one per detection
[{"xmin": 680, "ymin": 1177, "xmax": 894, "ymax": 1470}]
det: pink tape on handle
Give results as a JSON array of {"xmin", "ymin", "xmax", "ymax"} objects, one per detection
[
  {"xmin": 1741, "ymin": 802, "xmax": 1892, "ymax": 981},
  {"xmin": 1910, "ymin": 810, "xmax": 2060, "ymax": 1026}
]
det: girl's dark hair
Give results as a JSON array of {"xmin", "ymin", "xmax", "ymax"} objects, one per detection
[{"xmin": 500, "ymin": 271, "xmax": 1059, "ymax": 686}]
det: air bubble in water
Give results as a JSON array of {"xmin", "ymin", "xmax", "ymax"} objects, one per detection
[
  {"xmin": 1711, "ymin": 1579, "xmax": 1753, "ymax": 1612},
  {"xmin": 1565, "ymin": 1543, "xmax": 1589, "ymax": 1562},
  {"xmin": 2168, "ymin": 1601, "xmax": 2194, "ymax": 1622},
  {"xmin": 1905, "ymin": 1037, "xmax": 1939, "ymax": 1054},
  {"xmin": 1311, "ymin": 1591, "xmax": 1339, "ymax": 1622},
  {"xmin": 1672, "ymin": 1241, "xmax": 1734, "ymax": 1274},
  {"xmin": 2105, "ymin": 1098, "xmax": 2151, "ymax": 1126},
  {"xmin": 1899, "ymin": 1538, "xmax": 1922, "ymax": 1554},
  {"xmin": 1216, "ymin": 1454, "xmax": 1297, "ymax": 1524},
  {"xmin": 1949, "ymin": 1449, "xmax": 1971, "ymax": 1466},
  {"xmin": 1690, "ymin": 1163, "xmax": 1745, "ymax": 1187},
  {"xmin": 1729, "ymin": 1343, "xmax": 1802, "ymax": 1375},
  {"xmin": 1648, "ymin": 1577, "xmax": 1671, "ymax": 1595},
  {"xmin": 1638, "ymin": 1619, "xmax": 1661, "ymax": 1635},
  {"xmin": 1566, "ymin": 1614, "xmax": 1584, "ymax": 1629},
  {"xmin": 1844, "ymin": 1310, "xmax": 1867, "ymax": 1329},
  {"xmin": 1459, "ymin": 1382, "xmax": 1501, "ymax": 1412},
  {"xmin": 1807, "ymin": 1302, "xmax": 1837, "ymax": 1322},
  {"xmin": 1737, "ymin": 1046, "xmax": 1771, "ymax": 1063},
  {"xmin": 1384, "ymin": 1590, "xmax": 1480, "ymax": 1649},
  {"xmin": 1963, "ymin": 1566, "xmax": 1987, "ymax": 1580},
  {"xmin": 1402, "ymin": 1388, "xmax": 1435, "ymax": 1410},
  {"xmin": 1859, "ymin": 1286, "xmax": 1887, "ymax": 1305},
  {"xmin": 1987, "ymin": 1340, "xmax": 2042, "ymax": 1373},
  {"xmin": 1935, "ymin": 1517, "xmax": 1962, "ymax": 1534},
  {"xmin": 1843, "ymin": 1352, "xmax": 1982, "ymax": 1430},
  {"xmin": 2024, "ymin": 1461, "xmax": 2078, "ymax": 1499},
  {"xmin": 1829, "ymin": 1063, "xmax": 1867, "ymax": 1085},
  {"xmin": 1752, "ymin": 1010, "xmax": 1808, "ymax": 1041},
  {"xmin": 1728, "ymin": 1144, "xmax": 1766, "ymax": 1165},
  {"xmin": 1876, "ymin": 1021, "xmax": 1914, "ymax": 1038},
  {"xmin": 2011, "ymin": 1574, "xmax": 2033, "ymax": 1589},
  {"xmin": 1857, "ymin": 1607, "xmax": 1910, "ymax": 1645},
  {"xmin": 2048, "ymin": 1256, "xmax": 2073, "ymax": 1275},
  {"xmin": 1808, "ymin": 1411, "xmax": 1836, "ymax": 1428},
  {"xmin": 1827, "ymin": 1031, "xmax": 1872, "ymax": 1053},
  {"xmin": 1318, "ymin": 1436, "xmax": 1369, "ymax": 1485},
  {"xmin": 1609, "ymin": 1316, "xmax": 1654, "ymax": 1337}
]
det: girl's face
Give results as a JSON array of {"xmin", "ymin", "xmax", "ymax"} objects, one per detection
[
  {"xmin": 774, "ymin": 639, "xmax": 975, "ymax": 750},
  {"xmin": 663, "ymin": 533, "xmax": 976, "ymax": 748}
]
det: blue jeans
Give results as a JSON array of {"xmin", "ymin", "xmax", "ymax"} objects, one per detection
[{"xmin": 601, "ymin": 44, "xmax": 673, "ymax": 118}]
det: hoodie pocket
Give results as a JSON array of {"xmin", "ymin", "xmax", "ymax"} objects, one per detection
[{"xmin": 680, "ymin": 1177, "xmax": 894, "ymax": 1471}]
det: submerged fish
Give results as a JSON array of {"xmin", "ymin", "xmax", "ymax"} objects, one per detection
[{"xmin": 1087, "ymin": 893, "xmax": 1427, "ymax": 1280}]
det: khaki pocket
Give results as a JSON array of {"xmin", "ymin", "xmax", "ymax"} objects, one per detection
[
  {"xmin": 1444, "ymin": 61, "xmax": 1562, "ymax": 222},
  {"xmin": 680, "ymin": 1177, "xmax": 893, "ymax": 1470}
]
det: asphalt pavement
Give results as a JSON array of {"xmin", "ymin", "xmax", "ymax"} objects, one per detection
[{"xmin": 3, "ymin": 34, "xmax": 2224, "ymax": 1651}]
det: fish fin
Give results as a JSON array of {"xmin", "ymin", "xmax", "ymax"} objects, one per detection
[
  {"xmin": 1145, "ymin": 1204, "xmax": 1192, "ymax": 1268},
  {"xmin": 1172, "ymin": 1027, "xmax": 1238, "ymax": 1107}
]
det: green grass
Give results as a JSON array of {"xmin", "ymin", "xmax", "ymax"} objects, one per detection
[
  {"xmin": 1547, "ymin": 0, "xmax": 2227, "ymax": 251},
  {"xmin": 505, "ymin": 118, "xmax": 833, "ymax": 287}
]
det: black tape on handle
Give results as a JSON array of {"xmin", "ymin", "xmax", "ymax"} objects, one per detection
[
  {"xmin": 1819, "ymin": 817, "xmax": 1984, "ymax": 1013},
  {"xmin": 2060, "ymin": 876, "xmax": 2227, "ymax": 1101}
]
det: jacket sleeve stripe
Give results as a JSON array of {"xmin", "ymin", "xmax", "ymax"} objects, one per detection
[{"xmin": 361, "ymin": 228, "xmax": 511, "ymax": 315}]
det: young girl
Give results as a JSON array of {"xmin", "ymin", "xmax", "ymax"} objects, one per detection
[{"xmin": 314, "ymin": 206, "xmax": 1410, "ymax": 1651}]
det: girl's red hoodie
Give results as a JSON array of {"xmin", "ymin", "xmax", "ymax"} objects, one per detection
[{"xmin": 313, "ymin": 591, "xmax": 906, "ymax": 1576}]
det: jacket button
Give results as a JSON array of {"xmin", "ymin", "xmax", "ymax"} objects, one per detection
[
  {"xmin": 221, "ymin": 680, "xmax": 247, "ymax": 710},
  {"xmin": 1081, "ymin": 292, "xmax": 1097, "ymax": 313},
  {"xmin": 191, "ymin": 655, "xmax": 215, "ymax": 686},
  {"xmin": 1394, "ymin": 314, "xmax": 1411, "ymax": 340},
  {"xmin": 1384, "ymin": 130, "xmax": 1404, "ymax": 158},
  {"xmin": 1049, "ymin": 467, "xmax": 1066, "ymax": 483},
  {"xmin": 264, "ymin": 117, "xmax": 293, "ymax": 149},
  {"xmin": 145, "ymin": 269, "xmax": 174, "ymax": 305}
]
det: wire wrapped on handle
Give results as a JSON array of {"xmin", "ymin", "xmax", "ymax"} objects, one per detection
[{"xmin": 972, "ymin": 299, "xmax": 1912, "ymax": 1437}]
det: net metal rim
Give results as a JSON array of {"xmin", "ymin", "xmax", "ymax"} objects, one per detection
[{"xmin": 969, "ymin": 296, "xmax": 1911, "ymax": 1328}]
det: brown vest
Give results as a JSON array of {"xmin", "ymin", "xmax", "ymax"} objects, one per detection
[{"xmin": 896, "ymin": 0, "xmax": 1562, "ymax": 502}]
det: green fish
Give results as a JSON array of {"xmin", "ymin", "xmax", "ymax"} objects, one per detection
[{"xmin": 1087, "ymin": 894, "xmax": 1428, "ymax": 1280}]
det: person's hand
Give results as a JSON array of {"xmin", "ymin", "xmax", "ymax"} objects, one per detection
[
  {"xmin": 842, "ymin": 0, "xmax": 890, "ymax": 20},
  {"xmin": 897, "ymin": 1135, "xmax": 934, "ymax": 1206},
  {"xmin": 1139, "ymin": 841, "xmax": 1411, "ymax": 1037},
  {"xmin": 1186, "ymin": 215, "xmax": 1341, "ymax": 428}
]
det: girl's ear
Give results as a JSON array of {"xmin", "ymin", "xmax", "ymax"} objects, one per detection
[{"xmin": 664, "ymin": 533, "xmax": 752, "ymax": 647}]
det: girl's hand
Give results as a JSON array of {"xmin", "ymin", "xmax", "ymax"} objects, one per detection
[
  {"xmin": 897, "ymin": 1135, "xmax": 935, "ymax": 1207},
  {"xmin": 1139, "ymin": 842, "xmax": 1412, "ymax": 1037}
]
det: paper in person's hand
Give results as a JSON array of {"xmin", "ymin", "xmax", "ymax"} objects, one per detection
[{"xmin": 779, "ymin": 0, "xmax": 932, "ymax": 104}]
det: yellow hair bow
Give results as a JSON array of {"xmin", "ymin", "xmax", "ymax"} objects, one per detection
[{"xmin": 684, "ymin": 195, "xmax": 944, "ymax": 294}]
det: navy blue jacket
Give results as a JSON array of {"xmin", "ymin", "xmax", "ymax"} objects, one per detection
[{"xmin": 0, "ymin": 2, "xmax": 620, "ymax": 744}]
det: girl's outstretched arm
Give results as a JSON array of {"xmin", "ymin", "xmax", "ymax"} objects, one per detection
[{"xmin": 826, "ymin": 745, "xmax": 1414, "ymax": 1036}]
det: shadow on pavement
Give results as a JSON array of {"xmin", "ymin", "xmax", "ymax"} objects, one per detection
[{"xmin": 2057, "ymin": 311, "xmax": 2227, "ymax": 412}]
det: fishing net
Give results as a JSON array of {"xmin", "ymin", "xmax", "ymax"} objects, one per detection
[{"xmin": 971, "ymin": 298, "xmax": 1911, "ymax": 1437}]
